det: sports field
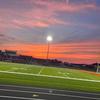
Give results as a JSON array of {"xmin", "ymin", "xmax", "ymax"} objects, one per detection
[{"xmin": 0, "ymin": 61, "xmax": 100, "ymax": 92}]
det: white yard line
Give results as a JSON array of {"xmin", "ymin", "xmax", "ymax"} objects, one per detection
[
  {"xmin": 0, "ymin": 70, "xmax": 100, "ymax": 83},
  {"xmin": 38, "ymin": 67, "xmax": 45, "ymax": 75}
]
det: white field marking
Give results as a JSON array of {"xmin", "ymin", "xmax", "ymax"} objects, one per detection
[
  {"xmin": 58, "ymin": 72, "xmax": 70, "ymax": 78},
  {"xmin": 11, "ymin": 67, "xmax": 26, "ymax": 70},
  {"xmin": 10, "ymin": 67, "xmax": 24, "ymax": 72},
  {"xmin": 0, "ymin": 70, "xmax": 100, "ymax": 83},
  {"xmin": 38, "ymin": 67, "xmax": 45, "ymax": 75},
  {"xmin": 0, "ymin": 88, "xmax": 100, "ymax": 100},
  {"xmin": 11, "ymin": 67, "xmax": 19, "ymax": 70},
  {"xmin": 0, "ymin": 84, "xmax": 100, "ymax": 96},
  {"xmin": 0, "ymin": 95, "xmax": 45, "ymax": 100},
  {"xmin": 58, "ymin": 71, "xmax": 62, "ymax": 74},
  {"xmin": 58, "ymin": 71, "xmax": 70, "ymax": 75}
]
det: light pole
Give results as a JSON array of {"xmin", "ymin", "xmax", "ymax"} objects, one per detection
[{"xmin": 46, "ymin": 36, "xmax": 53, "ymax": 60}]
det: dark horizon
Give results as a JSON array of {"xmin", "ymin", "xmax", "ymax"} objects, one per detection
[{"xmin": 0, "ymin": 49, "xmax": 99, "ymax": 65}]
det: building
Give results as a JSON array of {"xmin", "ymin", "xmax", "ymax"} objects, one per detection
[
  {"xmin": 0, "ymin": 50, "xmax": 17, "ymax": 56},
  {"xmin": 0, "ymin": 50, "xmax": 2, "ymax": 55},
  {"xmin": 4, "ymin": 50, "xmax": 17, "ymax": 56},
  {"xmin": 0, "ymin": 50, "xmax": 17, "ymax": 61}
]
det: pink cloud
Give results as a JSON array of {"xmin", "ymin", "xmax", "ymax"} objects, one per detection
[
  {"xmin": 33, "ymin": 0, "xmax": 98, "ymax": 12},
  {"xmin": 0, "ymin": 0, "xmax": 99, "ymax": 33},
  {"xmin": 0, "ymin": 0, "xmax": 99, "ymax": 30},
  {"xmin": 0, "ymin": 6, "xmax": 67, "ymax": 29},
  {"xmin": 12, "ymin": 17, "xmax": 67, "ymax": 28},
  {"xmin": 12, "ymin": 19, "xmax": 48, "ymax": 28},
  {"xmin": 0, "ymin": 41, "xmax": 99, "ymax": 64}
]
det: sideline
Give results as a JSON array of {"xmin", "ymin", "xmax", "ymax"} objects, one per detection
[{"xmin": 0, "ymin": 70, "xmax": 100, "ymax": 83}]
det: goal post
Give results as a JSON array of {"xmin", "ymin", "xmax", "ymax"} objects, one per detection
[{"xmin": 96, "ymin": 63, "xmax": 100, "ymax": 73}]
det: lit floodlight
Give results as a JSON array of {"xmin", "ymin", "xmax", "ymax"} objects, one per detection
[
  {"xmin": 47, "ymin": 36, "xmax": 53, "ymax": 42},
  {"xmin": 46, "ymin": 35, "xmax": 53, "ymax": 59}
]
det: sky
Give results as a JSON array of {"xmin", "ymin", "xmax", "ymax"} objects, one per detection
[{"xmin": 0, "ymin": 0, "xmax": 100, "ymax": 64}]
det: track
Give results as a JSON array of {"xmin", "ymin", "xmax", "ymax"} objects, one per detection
[{"xmin": 0, "ymin": 85, "xmax": 100, "ymax": 100}]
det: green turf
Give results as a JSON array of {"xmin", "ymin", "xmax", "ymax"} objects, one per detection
[
  {"xmin": 41, "ymin": 67, "xmax": 100, "ymax": 80},
  {"xmin": 0, "ymin": 62, "xmax": 41, "ymax": 74},
  {"xmin": 0, "ymin": 61, "xmax": 100, "ymax": 92}
]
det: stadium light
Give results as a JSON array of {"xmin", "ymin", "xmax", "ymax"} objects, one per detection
[
  {"xmin": 46, "ymin": 36, "xmax": 53, "ymax": 59},
  {"xmin": 47, "ymin": 36, "xmax": 53, "ymax": 42}
]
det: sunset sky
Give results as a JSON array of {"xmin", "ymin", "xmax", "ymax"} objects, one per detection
[{"xmin": 0, "ymin": 0, "xmax": 100, "ymax": 64}]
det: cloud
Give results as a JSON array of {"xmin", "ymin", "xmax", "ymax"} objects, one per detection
[
  {"xmin": 0, "ymin": 8, "xmax": 67, "ymax": 30},
  {"xmin": 0, "ymin": 0, "xmax": 100, "ymax": 64},
  {"xmin": 0, "ymin": 0, "xmax": 99, "ymax": 30},
  {"xmin": 12, "ymin": 17, "xmax": 67, "ymax": 28},
  {"xmin": 33, "ymin": 0, "xmax": 98, "ymax": 13},
  {"xmin": 1, "ymin": 41, "xmax": 99, "ymax": 63},
  {"xmin": 0, "ymin": 34, "xmax": 5, "ymax": 37},
  {"xmin": 0, "ymin": 33, "xmax": 15, "ymax": 45},
  {"xmin": 12, "ymin": 19, "xmax": 48, "ymax": 28}
]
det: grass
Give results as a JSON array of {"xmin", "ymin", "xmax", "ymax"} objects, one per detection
[{"xmin": 0, "ymin": 61, "xmax": 100, "ymax": 92}]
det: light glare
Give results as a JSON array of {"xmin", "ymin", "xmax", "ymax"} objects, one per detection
[{"xmin": 47, "ymin": 36, "xmax": 53, "ymax": 42}]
